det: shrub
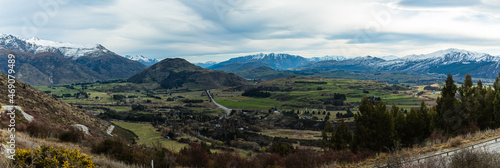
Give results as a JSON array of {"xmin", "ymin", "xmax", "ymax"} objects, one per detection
[
  {"xmin": 26, "ymin": 120, "xmax": 59, "ymax": 138},
  {"xmin": 269, "ymin": 140, "xmax": 296, "ymax": 156},
  {"xmin": 176, "ymin": 143, "xmax": 211, "ymax": 168},
  {"xmin": 59, "ymin": 128, "xmax": 84, "ymax": 143},
  {"xmin": 13, "ymin": 146, "xmax": 94, "ymax": 168},
  {"xmin": 285, "ymin": 149, "xmax": 318, "ymax": 168},
  {"xmin": 212, "ymin": 152, "xmax": 256, "ymax": 168},
  {"xmin": 449, "ymin": 136, "xmax": 463, "ymax": 147},
  {"xmin": 91, "ymin": 139, "xmax": 134, "ymax": 163}
]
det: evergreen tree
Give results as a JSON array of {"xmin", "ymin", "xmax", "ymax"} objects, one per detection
[
  {"xmin": 352, "ymin": 96, "xmax": 372, "ymax": 152},
  {"xmin": 334, "ymin": 119, "xmax": 352, "ymax": 150},
  {"xmin": 321, "ymin": 121, "xmax": 334, "ymax": 150},
  {"xmin": 391, "ymin": 104, "xmax": 406, "ymax": 144},
  {"xmin": 405, "ymin": 108, "xmax": 423, "ymax": 145},
  {"xmin": 428, "ymin": 106, "xmax": 438, "ymax": 133},
  {"xmin": 458, "ymin": 73, "xmax": 475, "ymax": 126},
  {"xmin": 352, "ymin": 97, "xmax": 395, "ymax": 152},
  {"xmin": 435, "ymin": 73, "xmax": 459, "ymax": 134},
  {"xmin": 474, "ymin": 80, "xmax": 490, "ymax": 129},
  {"xmin": 494, "ymin": 72, "xmax": 500, "ymax": 128},
  {"xmin": 418, "ymin": 100, "xmax": 431, "ymax": 140}
]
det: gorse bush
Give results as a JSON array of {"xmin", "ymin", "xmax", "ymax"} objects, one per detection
[{"xmin": 13, "ymin": 146, "xmax": 94, "ymax": 168}]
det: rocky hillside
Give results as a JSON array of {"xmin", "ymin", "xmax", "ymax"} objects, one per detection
[{"xmin": 0, "ymin": 73, "xmax": 110, "ymax": 137}]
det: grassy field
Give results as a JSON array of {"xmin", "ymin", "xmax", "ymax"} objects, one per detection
[
  {"xmin": 212, "ymin": 77, "xmax": 432, "ymax": 112},
  {"xmin": 111, "ymin": 121, "xmax": 188, "ymax": 152}
]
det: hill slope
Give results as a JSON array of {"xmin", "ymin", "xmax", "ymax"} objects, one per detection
[
  {"xmin": 129, "ymin": 58, "xmax": 248, "ymax": 89},
  {"xmin": 234, "ymin": 66, "xmax": 294, "ymax": 80},
  {"xmin": 0, "ymin": 73, "xmax": 110, "ymax": 137}
]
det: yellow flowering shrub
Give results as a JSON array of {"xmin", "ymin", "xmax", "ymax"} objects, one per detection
[{"xmin": 13, "ymin": 145, "xmax": 95, "ymax": 168}]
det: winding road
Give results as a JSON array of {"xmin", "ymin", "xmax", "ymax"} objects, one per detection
[{"xmin": 206, "ymin": 90, "xmax": 232, "ymax": 117}]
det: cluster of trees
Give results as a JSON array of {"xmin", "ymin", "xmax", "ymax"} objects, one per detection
[
  {"xmin": 352, "ymin": 97, "xmax": 432, "ymax": 152},
  {"xmin": 335, "ymin": 109, "xmax": 354, "ymax": 119},
  {"xmin": 242, "ymin": 88, "xmax": 271, "ymax": 98},
  {"xmin": 434, "ymin": 73, "xmax": 500, "ymax": 134},
  {"xmin": 350, "ymin": 72, "xmax": 500, "ymax": 152},
  {"xmin": 323, "ymin": 93, "xmax": 347, "ymax": 106}
]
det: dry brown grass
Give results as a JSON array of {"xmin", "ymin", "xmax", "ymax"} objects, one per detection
[{"xmin": 449, "ymin": 136, "xmax": 463, "ymax": 147}]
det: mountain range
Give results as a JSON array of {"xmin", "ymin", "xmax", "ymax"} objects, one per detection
[
  {"xmin": 0, "ymin": 34, "xmax": 146, "ymax": 85},
  {"xmin": 205, "ymin": 49, "xmax": 500, "ymax": 80}
]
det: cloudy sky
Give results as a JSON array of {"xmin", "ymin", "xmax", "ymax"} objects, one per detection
[{"xmin": 1, "ymin": 0, "xmax": 500, "ymax": 62}]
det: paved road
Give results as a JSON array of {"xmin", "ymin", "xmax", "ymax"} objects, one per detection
[{"xmin": 206, "ymin": 90, "xmax": 232, "ymax": 117}]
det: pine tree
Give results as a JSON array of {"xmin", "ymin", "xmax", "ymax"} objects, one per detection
[
  {"xmin": 405, "ymin": 108, "xmax": 423, "ymax": 145},
  {"xmin": 458, "ymin": 73, "xmax": 475, "ymax": 126},
  {"xmin": 352, "ymin": 96, "xmax": 372, "ymax": 152},
  {"xmin": 391, "ymin": 104, "xmax": 406, "ymax": 144},
  {"xmin": 436, "ymin": 73, "xmax": 459, "ymax": 134},
  {"xmin": 373, "ymin": 101, "xmax": 395, "ymax": 151},
  {"xmin": 321, "ymin": 121, "xmax": 334, "ymax": 150},
  {"xmin": 474, "ymin": 80, "xmax": 490, "ymax": 129},
  {"xmin": 353, "ymin": 97, "xmax": 395, "ymax": 152},
  {"xmin": 494, "ymin": 72, "xmax": 500, "ymax": 128},
  {"xmin": 418, "ymin": 100, "xmax": 431, "ymax": 140},
  {"xmin": 334, "ymin": 119, "xmax": 352, "ymax": 150}
]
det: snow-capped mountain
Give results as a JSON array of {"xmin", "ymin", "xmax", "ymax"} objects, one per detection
[
  {"xmin": 0, "ymin": 34, "xmax": 146, "ymax": 85},
  {"xmin": 400, "ymin": 48, "xmax": 499, "ymax": 62},
  {"xmin": 209, "ymin": 53, "xmax": 310, "ymax": 70},
  {"xmin": 194, "ymin": 61, "xmax": 218, "ymax": 68},
  {"xmin": 295, "ymin": 48, "xmax": 500, "ymax": 79},
  {"xmin": 307, "ymin": 56, "xmax": 347, "ymax": 62},
  {"xmin": 376, "ymin": 55, "xmax": 398, "ymax": 60},
  {"xmin": 124, "ymin": 55, "xmax": 159, "ymax": 66},
  {"xmin": 0, "ymin": 34, "xmax": 113, "ymax": 60}
]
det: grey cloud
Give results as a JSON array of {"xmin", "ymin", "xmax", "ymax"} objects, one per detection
[{"xmin": 399, "ymin": 0, "xmax": 482, "ymax": 7}]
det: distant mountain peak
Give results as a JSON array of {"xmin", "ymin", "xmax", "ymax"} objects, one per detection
[
  {"xmin": 402, "ymin": 48, "xmax": 496, "ymax": 62},
  {"xmin": 308, "ymin": 55, "xmax": 347, "ymax": 62},
  {"xmin": 124, "ymin": 55, "xmax": 159, "ymax": 66},
  {"xmin": 194, "ymin": 61, "xmax": 219, "ymax": 68}
]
